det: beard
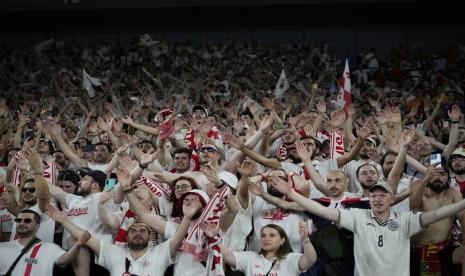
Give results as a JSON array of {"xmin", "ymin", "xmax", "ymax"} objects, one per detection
[
  {"xmin": 360, "ymin": 180, "xmax": 376, "ymax": 190},
  {"xmin": 128, "ymin": 238, "xmax": 149, "ymax": 250},
  {"xmin": 359, "ymin": 152, "xmax": 370, "ymax": 159},
  {"xmin": 428, "ymin": 180, "xmax": 450, "ymax": 193},
  {"xmin": 76, "ymin": 186, "xmax": 91, "ymax": 196}
]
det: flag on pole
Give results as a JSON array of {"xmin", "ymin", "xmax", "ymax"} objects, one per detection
[
  {"xmin": 274, "ymin": 70, "xmax": 289, "ymax": 99},
  {"xmin": 82, "ymin": 69, "xmax": 102, "ymax": 98},
  {"xmin": 336, "ymin": 59, "xmax": 352, "ymax": 109}
]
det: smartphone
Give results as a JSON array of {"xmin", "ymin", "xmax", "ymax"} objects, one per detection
[
  {"xmin": 25, "ymin": 129, "xmax": 34, "ymax": 140},
  {"xmin": 430, "ymin": 153, "xmax": 442, "ymax": 167},
  {"xmin": 104, "ymin": 178, "xmax": 117, "ymax": 192}
]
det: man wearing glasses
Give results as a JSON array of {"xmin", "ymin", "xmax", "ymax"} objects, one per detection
[
  {"xmin": 4, "ymin": 179, "xmax": 55, "ymax": 243},
  {"xmin": 0, "ymin": 209, "xmax": 84, "ymax": 276}
]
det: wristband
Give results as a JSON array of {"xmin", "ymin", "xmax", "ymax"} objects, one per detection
[
  {"xmin": 451, "ymin": 121, "xmax": 459, "ymax": 124},
  {"xmin": 139, "ymin": 163, "xmax": 148, "ymax": 169}
]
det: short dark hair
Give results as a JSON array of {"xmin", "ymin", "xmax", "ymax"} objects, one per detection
[
  {"xmin": 95, "ymin": 142, "xmax": 112, "ymax": 153},
  {"xmin": 380, "ymin": 151, "xmax": 397, "ymax": 167},
  {"xmin": 173, "ymin": 147, "xmax": 192, "ymax": 159},
  {"xmin": 20, "ymin": 209, "xmax": 41, "ymax": 224},
  {"xmin": 58, "ymin": 170, "xmax": 80, "ymax": 185},
  {"xmin": 356, "ymin": 163, "xmax": 379, "ymax": 177}
]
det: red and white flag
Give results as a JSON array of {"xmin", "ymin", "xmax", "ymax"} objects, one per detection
[
  {"xmin": 82, "ymin": 69, "xmax": 102, "ymax": 98},
  {"xmin": 329, "ymin": 131, "xmax": 345, "ymax": 160},
  {"xmin": 337, "ymin": 59, "xmax": 352, "ymax": 109}
]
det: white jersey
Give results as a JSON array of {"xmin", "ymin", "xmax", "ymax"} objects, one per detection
[
  {"xmin": 98, "ymin": 240, "xmax": 174, "ymax": 275},
  {"xmin": 10, "ymin": 204, "xmax": 55, "ymax": 243},
  {"xmin": 221, "ymin": 196, "xmax": 253, "ymax": 251},
  {"xmin": 233, "ymin": 251, "xmax": 303, "ymax": 276},
  {"xmin": 250, "ymin": 196, "xmax": 306, "ymax": 253},
  {"xmin": 87, "ymin": 162, "xmax": 109, "ymax": 172},
  {"xmin": 339, "ymin": 208, "xmax": 423, "ymax": 276},
  {"xmin": 164, "ymin": 219, "xmax": 206, "ymax": 276},
  {"xmin": 63, "ymin": 192, "xmax": 116, "ymax": 249},
  {"xmin": 0, "ymin": 240, "xmax": 65, "ymax": 276}
]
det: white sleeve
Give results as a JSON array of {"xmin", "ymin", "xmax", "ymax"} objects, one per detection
[
  {"xmin": 155, "ymin": 239, "xmax": 177, "ymax": 265},
  {"xmin": 232, "ymin": 251, "xmax": 256, "ymax": 272},
  {"xmin": 164, "ymin": 220, "xmax": 179, "ymax": 239},
  {"xmin": 98, "ymin": 242, "xmax": 120, "ymax": 269},
  {"xmin": 338, "ymin": 209, "xmax": 359, "ymax": 233},
  {"xmin": 50, "ymin": 243, "xmax": 66, "ymax": 266},
  {"xmin": 404, "ymin": 211, "xmax": 424, "ymax": 237},
  {"xmin": 285, "ymin": 252, "xmax": 304, "ymax": 273}
]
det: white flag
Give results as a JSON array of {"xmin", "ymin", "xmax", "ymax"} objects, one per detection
[
  {"xmin": 336, "ymin": 59, "xmax": 352, "ymax": 108},
  {"xmin": 82, "ymin": 69, "xmax": 101, "ymax": 98},
  {"xmin": 274, "ymin": 70, "xmax": 289, "ymax": 99},
  {"xmin": 139, "ymin": 34, "xmax": 159, "ymax": 47},
  {"xmin": 34, "ymin": 39, "xmax": 54, "ymax": 52}
]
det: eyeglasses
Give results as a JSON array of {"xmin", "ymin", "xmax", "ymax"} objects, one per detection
[
  {"xmin": 174, "ymin": 184, "xmax": 191, "ymax": 191},
  {"xmin": 21, "ymin": 187, "xmax": 36, "ymax": 193},
  {"xmin": 199, "ymin": 147, "xmax": 217, "ymax": 153},
  {"xmin": 14, "ymin": 218, "xmax": 34, "ymax": 224}
]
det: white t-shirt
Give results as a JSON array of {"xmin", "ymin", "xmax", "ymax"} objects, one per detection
[
  {"xmin": 164, "ymin": 219, "xmax": 206, "ymax": 276},
  {"xmin": 63, "ymin": 192, "xmax": 116, "ymax": 249},
  {"xmin": 0, "ymin": 240, "xmax": 65, "ymax": 276},
  {"xmin": 158, "ymin": 196, "xmax": 174, "ymax": 219},
  {"xmin": 233, "ymin": 251, "xmax": 303, "ymax": 276},
  {"xmin": 221, "ymin": 196, "xmax": 253, "ymax": 251},
  {"xmin": 98, "ymin": 239, "xmax": 174, "ymax": 275},
  {"xmin": 339, "ymin": 208, "xmax": 423, "ymax": 276},
  {"xmin": 10, "ymin": 204, "xmax": 55, "ymax": 243},
  {"xmin": 87, "ymin": 162, "xmax": 109, "ymax": 172},
  {"xmin": 250, "ymin": 196, "xmax": 306, "ymax": 253}
]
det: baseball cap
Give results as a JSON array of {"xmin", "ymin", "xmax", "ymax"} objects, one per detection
[
  {"xmin": 448, "ymin": 148, "xmax": 465, "ymax": 168},
  {"xmin": 81, "ymin": 169, "xmax": 107, "ymax": 189},
  {"xmin": 368, "ymin": 182, "xmax": 393, "ymax": 195},
  {"xmin": 192, "ymin": 105, "xmax": 208, "ymax": 117},
  {"xmin": 218, "ymin": 171, "xmax": 238, "ymax": 190},
  {"xmin": 366, "ymin": 136, "xmax": 377, "ymax": 147}
]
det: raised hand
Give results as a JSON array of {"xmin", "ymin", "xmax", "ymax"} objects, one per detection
[
  {"xmin": 140, "ymin": 149, "xmax": 158, "ymax": 167},
  {"xmin": 122, "ymin": 116, "xmax": 135, "ymax": 125},
  {"xmin": 316, "ymin": 99, "xmax": 326, "ymax": 114},
  {"xmin": 330, "ymin": 110, "xmax": 346, "ymax": 129},
  {"xmin": 384, "ymin": 136, "xmax": 400, "ymax": 153},
  {"xmin": 76, "ymin": 231, "xmax": 91, "ymax": 246},
  {"xmin": 448, "ymin": 104, "xmax": 461, "ymax": 121},
  {"xmin": 200, "ymin": 221, "xmax": 219, "ymax": 238},
  {"xmin": 401, "ymin": 128, "xmax": 416, "ymax": 147},
  {"xmin": 183, "ymin": 196, "xmax": 202, "ymax": 219},
  {"xmin": 45, "ymin": 204, "xmax": 67, "ymax": 223},
  {"xmin": 236, "ymin": 160, "xmax": 257, "ymax": 177},
  {"xmin": 248, "ymin": 182, "xmax": 264, "ymax": 196},
  {"xmin": 24, "ymin": 148, "xmax": 41, "ymax": 171},
  {"xmin": 270, "ymin": 175, "xmax": 292, "ymax": 195},
  {"xmin": 299, "ymin": 220, "xmax": 310, "ymax": 241},
  {"xmin": 116, "ymin": 167, "xmax": 131, "ymax": 189},
  {"xmin": 118, "ymin": 156, "xmax": 135, "ymax": 172},
  {"xmin": 388, "ymin": 106, "xmax": 401, "ymax": 124},
  {"xmin": 347, "ymin": 103, "xmax": 356, "ymax": 118},
  {"xmin": 222, "ymin": 132, "xmax": 244, "ymax": 150},
  {"xmin": 377, "ymin": 110, "xmax": 388, "ymax": 125},
  {"xmin": 357, "ymin": 121, "xmax": 372, "ymax": 140},
  {"xmin": 201, "ymin": 164, "xmax": 221, "ymax": 185},
  {"xmin": 262, "ymin": 97, "xmax": 275, "ymax": 111},
  {"xmin": 296, "ymin": 140, "xmax": 313, "ymax": 162},
  {"xmin": 424, "ymin": 165, "xmax": 443, "ymax": 181},
  {"xmin": 259, "ymin": 114, "xmax": 273, "ymax": 132}
]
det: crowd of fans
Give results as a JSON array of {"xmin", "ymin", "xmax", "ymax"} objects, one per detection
[{"xmin": 0, "ymin": 36, "xmax": 465, "ymax": 276}]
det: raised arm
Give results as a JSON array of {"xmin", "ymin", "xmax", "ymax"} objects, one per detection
[
  {"xmin": 96, "ymin": 192, "xmax": 120, "ymax": 230},
  {"xmin": 337, "ymin": 120, "xmax": 371, "ymax": 167},
  {"xmin": 443, "ymin": 105, "xmax": 461, "ymax": 159},
  {"xmin": 271, "ymin": 176, "xmax": 339, "ymax": 223},
  {"xmin": 24, "ymin": 148, "xmax": 49, "ymax": 212},
  {"xmin": 296, "ymin": 140, "xmax": 329, "ymax": 196},
  {"xmin": 56, "ymin": 232, "xmax": 89, "ymax": 266},
  {"xmin": 298, "ymin": 220, "xmax": 317, "ymax": 271},
  {"xmin": 248, "ymin": 181, "xmax": 305, "ymax": 211},
  {"xmin": 420, "ymin": 197, "xmax": 465, "ymax": 227},
  {"xmin": 387, "ymin": 129, "xmax": 415, "ymax": 193},
  {"xmin": 235, "ymin": 159, "xmax": 258, "ymax": 208},
  {"xmin": 409, "ymin": 166, "xmax": 439, "ymax": 210},
  {"xmin": 46, "ymin": 123, "xmax": 87, "ymax": 168},
  {"xmin": 45, "ymin": 204, "xmax": 101, "ymax": 256}
]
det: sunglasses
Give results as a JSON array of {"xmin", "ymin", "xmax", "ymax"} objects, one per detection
[
  {"xmin": 21, "ymin": 187, "xmax": 36, "ymax": 193},
  {"xmin": 14, "ymin": 218, "xmax": 34, "ymax": 224},
  {"xmin": 199, "ymin": 147, "xmax": 217, "ymax": 153}
]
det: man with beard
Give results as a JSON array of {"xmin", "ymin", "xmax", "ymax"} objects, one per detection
[
  {"xmin": 410, "ymin": 164, "xmax": 465, "ymax": 275},
  {"xmin": 0, "ymin": 209, "xmax": 85, "ymax": 276},
  {"xmin": 449, "ymin": 148, "xmax": 465, "ymax": 194},
  {"xmin": 46, "ymin": 122, "xmax": 113, "ymax": 172},
  {"xmin": 41, "ymin": 162, "xmax": 117, "ymax": 276},
  {"xmin": 44, "ymin": 197, "xmax": 199, "ymax": 276}
]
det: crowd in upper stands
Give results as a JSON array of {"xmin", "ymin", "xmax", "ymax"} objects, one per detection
[{"xmin": 0, "ymin": 36, "xmax": 465, "ymax": 276}]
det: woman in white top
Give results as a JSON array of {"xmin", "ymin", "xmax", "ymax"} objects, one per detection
[{"xmin": 204, "ymin": 223, "xmax": 317, "ymax": 276}]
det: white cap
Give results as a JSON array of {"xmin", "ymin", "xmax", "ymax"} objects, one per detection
[{"xmin": 218, "ymin": 171, "xmax": 238, "ymax": 190}]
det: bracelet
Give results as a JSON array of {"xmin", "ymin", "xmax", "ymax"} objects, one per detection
[
  {"xmin": 123, "ymin": 188, "xmax": 133, "ymax": 194},
  {"xmin": 139, "ymin": 162, "xmax": 148, "ymax": 169},
  {"xmin": 451, "ymin": 121, "xmax": 459, "ymax": 124}
]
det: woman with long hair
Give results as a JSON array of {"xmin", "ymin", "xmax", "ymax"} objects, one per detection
[{"xmin": 202, "ymin": 223, "xmax": 317, "ymax": 276}]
